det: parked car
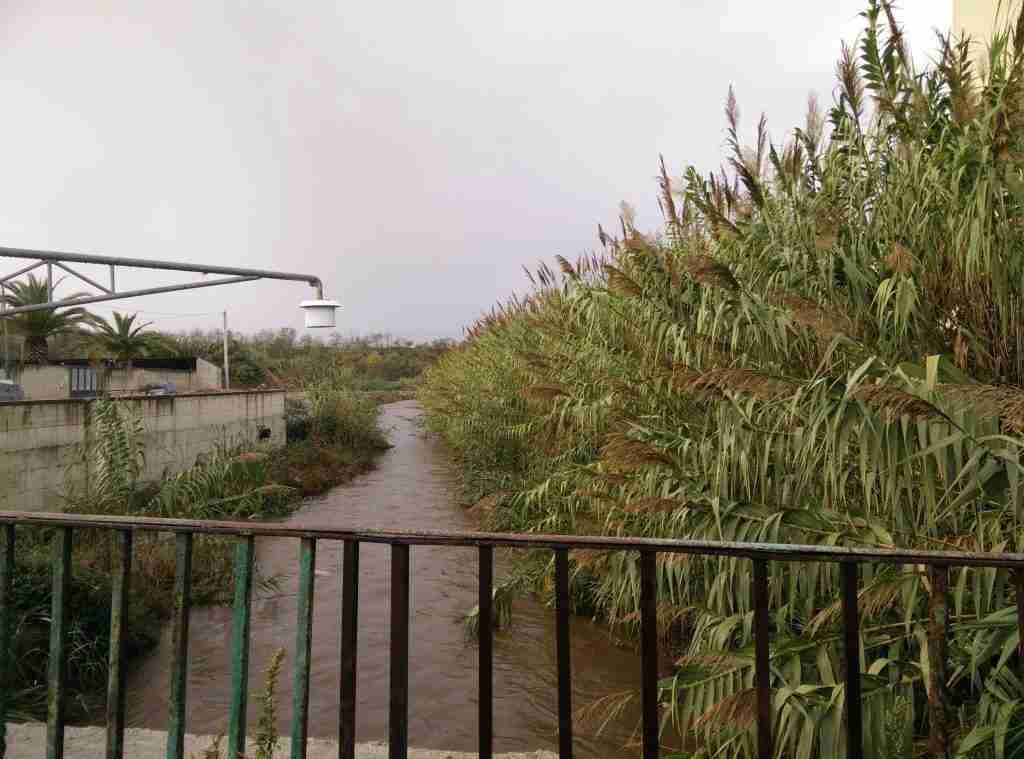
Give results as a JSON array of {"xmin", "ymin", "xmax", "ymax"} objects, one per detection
[
  {"xmin": 0, "ymin": 378, "xmax": 24, "ymax": 401},
  {"xmin": 141, "ymin": 382, "xmax": 176, "ymax": 396}
]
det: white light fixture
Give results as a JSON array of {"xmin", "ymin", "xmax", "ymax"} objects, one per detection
[{"xmin": 300, "ymin": 298, "xmax": 341, "ymax": 328}]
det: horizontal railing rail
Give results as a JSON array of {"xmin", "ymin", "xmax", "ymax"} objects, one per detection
[{"xmin": 0, "ymin": 509, "xmax": 1022, "ymax": 759}]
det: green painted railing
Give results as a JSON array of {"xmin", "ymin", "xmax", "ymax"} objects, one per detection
[{"xmin": 2, "ymin": 510, "xmax": 1024, "ymax": 759}]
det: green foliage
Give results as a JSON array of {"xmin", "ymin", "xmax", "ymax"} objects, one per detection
[
  {"xmin": 145, "ymin": 447, "xmax": 297, "ymax": 520},
  {"xmin": 284, "ymin": 397, "xmax": 311, "ymax": 442},
  {"xmin": 4, "ymin": 533, "xmax": 159, "ymax": 722},
  {"xmin": 0, "ymin": 274, "xmax": 91, "ymax": 362},
  {"xmin": 304, "ymin": 370, "xmax": 389, "ymax": 450},
  {"xmin": 18, "ymin": 398, "xmax": 300, "ymax": 722},
  {"xmin": 87, "ymin": 312, "xmax": 176, "ymax": 361},
  {"xmin": 273, "ymin": 374, "xmax": 391, "ymax": 495},
  {"xmin": 65, "ymin": 398, "xmax": 293, "ymax": 520},
  {"xmin": 68, "ymin": 397, "xmax": 147, "ymax": 513},
  {"xmin": 420, "ymin": 4, "xmax": 1024, "ymax": 756},
  {"xmin": 192, "ymin": 648, "xmax": 286, "ymax": 759},
  {"xmin": 164, "ymin": 328, "xmax": 450, "ymax": 390},
  {"xmin": 253, "ymin": 648, "xmax": 286, "ymax": 759},
  {"xmin": 8, "ymin": 364, "xmax": 391, "ymax": 725},
  {"xmin": 462, "ymin": 567, "xmax": 534, "ymax": 640}
]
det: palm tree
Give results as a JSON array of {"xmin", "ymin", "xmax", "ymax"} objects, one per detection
[
  {"xmin": 88, "ymin": 312, "xmax": 174, "ymax": 363},
  {"xmin": 0, "ymin": 274, "xmax": 91, "ymax": 363}
]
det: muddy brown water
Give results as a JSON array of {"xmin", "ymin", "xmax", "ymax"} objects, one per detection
[{"xmin": 124, "ymin": 401, "xmax": 643, "ymax": 756}]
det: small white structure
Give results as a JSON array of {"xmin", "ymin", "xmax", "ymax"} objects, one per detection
[{"xmin": 300, "ymin": 299, "xmax": 341, "ymax": 328}]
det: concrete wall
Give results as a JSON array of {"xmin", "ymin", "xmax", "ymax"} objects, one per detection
[
  {"xmin": 0, "ymin": 390, "xmax": 285, "ymax": 512},
  {"xmin": 13, "ymin": 358, "xmax": 223, "ymax": 399},
  {"xmin": 193, "ymin": 357, "xmax": 222, "ymax": 390},
  {"xmin": 12, "ymin": 365, "xmax": 65, "ymax": 398}
]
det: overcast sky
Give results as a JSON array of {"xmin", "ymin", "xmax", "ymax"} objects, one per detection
[{"xmin": 0, "ymin": 1, "xmax": 950, "ymax": 340}]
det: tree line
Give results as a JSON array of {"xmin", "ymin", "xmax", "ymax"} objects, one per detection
[{"xmin": 0, "ymin": 272, "xmax": 450, "ymax": 389}]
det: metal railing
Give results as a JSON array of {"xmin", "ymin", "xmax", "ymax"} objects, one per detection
[{"xmin": 1, "ymin": 510, "xmax": 1023, "ymax": 759}]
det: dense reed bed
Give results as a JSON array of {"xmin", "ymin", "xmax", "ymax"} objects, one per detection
[{"xmin": 421, "ymin": 3, "xmax": 1024, "ymax": 755}]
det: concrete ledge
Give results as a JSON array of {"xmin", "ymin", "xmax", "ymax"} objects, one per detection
[
  {"xmin": 4, "ymin": 724, "xmax": 558, "ymax": 758},
  {"xmin": 0, "ymin": 388, "xmax": 285, "ymax": 407}
]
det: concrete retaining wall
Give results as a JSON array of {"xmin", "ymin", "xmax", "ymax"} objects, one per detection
[{"xmin": 0, "ymin": 390, "xmax": 285, "ymax": 512}]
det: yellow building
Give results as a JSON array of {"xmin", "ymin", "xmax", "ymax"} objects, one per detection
[{"xmin": 954, "ymin": 0, "xmax": 1023, "ymax": 45}]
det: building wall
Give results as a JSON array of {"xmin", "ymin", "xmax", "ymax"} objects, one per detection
[
  {"xmin": 13, "ymin": 358, "xmax": 223, "ymax": 399},
  {"xmin": 12, "ymin": 365, "xmax": 66, "ymax": 399},
  {"xmin": 0, "ymin": 390, "xmax": 285, "ymax": 512},
  {"xmin": 955, "ymin": 0, "xmax": 1023, "ymax": 47},
  {"xmin": 194, "ymin": 358, "xmax": 223, "ymax": 390}
]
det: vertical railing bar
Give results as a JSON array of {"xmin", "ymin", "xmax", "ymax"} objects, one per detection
[
  {"xmin": 1014, "ymin": 568, "xmax": 1024, "ymax": 682},
  {"xmin": 227, "ymin": 535, "xmax": 256, "ymax": 759},
  {"xmin": 554, "ymin": 547, "xmax": 573, "ymax": 759},
  {"xmin": 752, "ymin": 558, "xmax": 772, "ymax": 759},
  {"xmin": 478, "ymin": 545, "xmax": 494, "ymax": 759},
  {"xmin": 841, "ymin": 562, "xmax": 863, "ymax": 759},
  {"xmin": 290, "ymin": 537, "xmax": 317, "ymax": 759},
  {"xmin": 105, "ymin": 530, "xmax": 133, "ymax": 759},
  {"xmin": 389, "ymin": 544, "xmax": 410, "ymax": 759},
  {"xmin": 166, "ymin": 532, "xmax": 193, "ymax": 759},
  {"xmin": 927, "ymin": 564, "xmax": 952, "ymax": 757},
  {"xmin": 339, "ymin": 540, "xmax": 360, "ymax": 759},
  {"xmin": 640, "ymin": 551, "xmax": 659, "ymax": 759},
  {"xmin": 46, "ymin": 527, "xmax": 72, "ymax": 759},
  {"xmin": 0, "ymin": 525, "xmax": 14, "ymax": 759}
]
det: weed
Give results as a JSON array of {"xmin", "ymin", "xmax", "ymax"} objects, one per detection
[{"xmin": 195, "ymin": 648, "xmax": 286, "ymax": 759}]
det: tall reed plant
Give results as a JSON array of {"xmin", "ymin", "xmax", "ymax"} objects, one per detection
[{"xmin": 422, "ymin": 3, "xmax": 1024, "ymax": 755}]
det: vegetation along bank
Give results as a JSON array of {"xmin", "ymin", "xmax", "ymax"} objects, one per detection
[
  {"xmin": 4, "ymin": 373, "xmax": 390, "ymax": 722},
  {"xmin": 421, "ymin": 4, "xmax": 1024, "ymax": 756}
]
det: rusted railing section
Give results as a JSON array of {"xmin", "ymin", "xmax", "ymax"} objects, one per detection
[{"xmin": 2, "ymin": 511, "xmax": 1024, "ymax": 759}]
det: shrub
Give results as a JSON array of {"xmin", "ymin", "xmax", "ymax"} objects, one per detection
[
  {"xmin": 4, "ymin": 535, "xmax": 159, "ymax": 721},
  {"xmin": 305, "ymin": 373, "xmax": 388, "ymax": 450},
  {"xmin": 284, "ymin": 397, "xmax": 311, "ymax": 442}
]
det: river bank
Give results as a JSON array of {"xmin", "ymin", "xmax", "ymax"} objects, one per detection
[
  {"xmin": 123, "ymin": 401, "xmax": 642, "ymax": 758},
  {"xmin": 3, "ymin": 391, "xmax": 390, "ymax": 724}
]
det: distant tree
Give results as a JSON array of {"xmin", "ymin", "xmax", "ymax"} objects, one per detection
[
  {"xmin": 0, "ymin": 274, "xmax": 91, "ymax": 363},
  {"xmin": 88, "ymin": 312, "xmax": 176, "ymax": 363}
]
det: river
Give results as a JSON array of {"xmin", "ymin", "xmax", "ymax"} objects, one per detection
[{"xmin": 125, "ymin": 400, "xmax": 643, "ymax": 757}]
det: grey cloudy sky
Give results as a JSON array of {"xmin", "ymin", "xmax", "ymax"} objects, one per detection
[{"xmin": 0, "ymin": 1, "xmax": 949, "ymax": 340}]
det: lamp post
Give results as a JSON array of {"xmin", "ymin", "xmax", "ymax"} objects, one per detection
[{"xmin": 223, "ymin": 311, "xmax": 230, "ymax": 390}]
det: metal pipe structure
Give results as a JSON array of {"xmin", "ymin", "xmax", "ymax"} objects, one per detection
[
  {"xmin": 53, "ymin": 262, "xmax": 112, "ymax": 294},
  {"xmin": 0, "ymin": 247, "xmax": 323, "ymax": 292},
  {"xmin": 0, "ymin": 260, "xmax": 45, "ymax": 284},
  {"xmin": 0, "ymin": 246, "xmax": 326, "ymax": 318},
  {"xmin": 0, "ymin": 276, "xmax": 260, "ymax": 316}
]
